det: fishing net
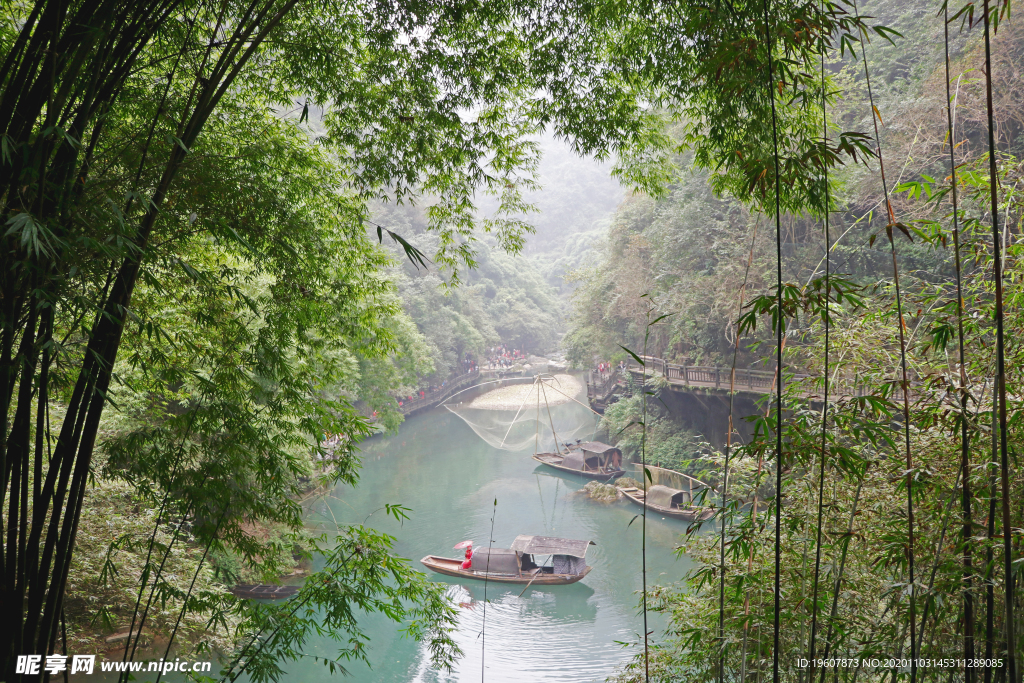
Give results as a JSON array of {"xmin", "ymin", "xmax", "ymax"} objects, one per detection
[{"xmin": 443, "ymin": 374, "xmax": 597, "ymax": 453}]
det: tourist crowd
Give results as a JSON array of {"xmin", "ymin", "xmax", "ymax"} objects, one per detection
[
  {"xmin": 487, "ymin": 344, "xmax": 526, "ymax": 369},
  {"xmin": 594, "ymin": 361, "xmax": 625, "ymax": 380}
]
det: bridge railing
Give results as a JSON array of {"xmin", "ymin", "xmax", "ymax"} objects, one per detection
[
  {"xmin": 590, "ymin": 354, "xmax": 937, "ymax": 405},
  {"xmin": 621, "ymin": 355, "xmax": 899, "ymax": 398},
  {"xmin": 628, "ymin": 356, "xmax": 794, "ymax": 390},
  {"xmin": 663, "ymin": 363, "xmax": 793, "ymax": 391},
  {"xmin": 587, "ymin": 370, "xmax": 618, "ymax": 398}
]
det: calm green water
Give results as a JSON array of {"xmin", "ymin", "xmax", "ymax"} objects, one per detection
[{"xmin": 286, "ymin": 396, "xmax": 697, "ymax": 682}]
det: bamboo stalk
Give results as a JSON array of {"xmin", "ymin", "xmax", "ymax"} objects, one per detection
[
  {"xmin": 720, "ymin": 215, "xmax": 759, "ymax": 683},
  {"xmin": 980, "ymin": 0, "xmax": 1016, "ymax": 676},
  {"xmin": 807, "ymin": 9, "xmax": 832, "ymax": 678},
  {"xmin": 757, "ymin": 0, "xmax": 785, "ymax": 677},
  {"xmin": 985, "ymin": 404, "xmax": 999, "ymax": 683},
  {"xmin": 742, "ymin": 341, "xmax": 784, "ymax": 683},
  {"xmin": 942, "ymin": 2, "xmax": 976, "ymax": 674},
  {"xmin": 817, "ymin": 464, "xmax": 868, "ymax": 683}
]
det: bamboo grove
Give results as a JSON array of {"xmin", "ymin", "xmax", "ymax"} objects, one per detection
[
  {"xmin": 0, "ymin": 0, "xmax": 677, "ymax": 678},
  {"xmin": 598, "ymin": 0, "xmax": 1024, "ymax": 680},
  {"xmin": 1, "ymin": 0, "xmax": 1021, "ymax": 681}
]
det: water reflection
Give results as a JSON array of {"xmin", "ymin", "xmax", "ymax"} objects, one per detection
[{"xmin": 446, "ymin": 582, "xmax": 598, "ymax": 623}]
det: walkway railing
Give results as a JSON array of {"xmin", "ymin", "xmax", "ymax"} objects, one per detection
[
  {"xmin": 641, "ymin": 357, "xmax": 804, "ymax": 392},
  {"xmin": 587, "ymin": 370, "xmax": 618, "ymax": 398},
  {"xmin": 398, "ymin": 368, "xmax": 481, "ymax": 415},
  {"xmin": 588, "ymin": 355, "xmax": 878, "ymax": 401}
]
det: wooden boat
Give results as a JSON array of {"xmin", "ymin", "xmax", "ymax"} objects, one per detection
[
  {"xmin": 618, "ymin": 483, "xmax": 714, "ymax": 521},
  {"xmin": 421, "ymin": 535, "xmax": 595, "ymax": 585},
  {"xmin": 532, "ymin": 441, "xmax": 625, "ymax": 481},
  {"xmin": 230, "ymin": 584, "xmax": 300, "ymax": 599}
]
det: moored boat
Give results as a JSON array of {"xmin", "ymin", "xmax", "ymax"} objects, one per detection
[
  {"xmin": 229, "ymin": 584, "xmax": 300, "ymax": 599},
  {"xmin": 421, "ymin": 535, "xmax": 595, "ymax": 585},
  {"xmin": 618, "ymin": 481, "xmax": 714, "ymax": 522},
  {"xmin": 532, "ymin": 441, "xmax": 625, "ymax": 481}
]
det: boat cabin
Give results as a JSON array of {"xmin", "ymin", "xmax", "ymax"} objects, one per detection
[
  {"xmin": 468, "ymin": 548, "xmax": 521, "ymax": 573},
  {"xmin": 617, "ymin": 465, "xmax": 716, "ymax": 522},
  {"xmin": 561, "ymin": 441, "xmax": 622, "ymax": 473},
  {"xmin": 510, "ymin": 534, "xmax": 594, "ymax": 575},
  {"xmin": 468, "ymin": 535, "xmax": 595, "ymax": 576},
  {"xmin": 646, "ymin": 484, "xmax": 690, "ymax": 509}
]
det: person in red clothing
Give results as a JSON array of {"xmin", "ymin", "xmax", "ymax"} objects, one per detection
[{"xmin": 460, "ymin": 544, "xmax": 474, "ymax": 569}]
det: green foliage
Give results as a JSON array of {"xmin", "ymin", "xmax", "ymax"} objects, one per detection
[
  {"xmin": 0, "ymin": 0, "xmax": 688, "ymax": 672},
  {"xmin": 373, "ymin": 201, "xmax": 563, "ymax": 364},
  {"xmin": 564, "ymin": 0, "xmax": 1024, "ymax": 372},
  {"xmin": 582, "ymin": 480, "xmax": 621, "ymax": 502},
  {"xmin": 222, "ymin": 526, "xmax": 460, "ymax": 683},
  {"xmin": 593, "ymin": 1, "xmax": 1024, "ymax": 680},
  {"xmin": 98, "ymin": 105, "xmax": 397, "ymax": 573},
  {"xmin": 603, "ymin": 0, "xmax": 886, "ymax": 216},
  {"xmin": 565, "ymin": 162, "xmax": 776, "ymax": 367},
  {"xmin": 611, "ymin": 136, "xmax": 1024, "ymax": 681},
  {"xmin": 66, "ymin": 480, "xmax": 237, "ymax": 653},
  {"xmin": 477, "ymin": 134, "xmax": 626, "ymax": 299},
  {"xmin": 67, "ymin": 83, "xmax": 459, "ymax": 670},
  {"xmin": 5, "ymin": 0, "xmax": 1018, "ymax": 677},
  {"xmin": 601, "ymin": 392, "xmax": 715, "ymax": 480}
]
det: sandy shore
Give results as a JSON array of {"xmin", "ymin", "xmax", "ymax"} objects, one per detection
[{"xmin": 462, "ymin": 374, "xmax": 583, "ymax": 411}]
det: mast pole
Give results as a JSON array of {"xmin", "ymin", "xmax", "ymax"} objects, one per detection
[
  {"xmin": 540, "ymin": 380, "xmax": 563, "ymax": 455},
  {"xmin": 535, "ymin": 380, "xmax": 541, "ymax": 454}
]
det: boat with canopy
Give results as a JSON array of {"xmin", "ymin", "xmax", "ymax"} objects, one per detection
[
  {"xmin": 420, "ymin": 534, "xmax": 595, "ymax": 585},
  {"xmin": 618, "ymin": 470, "xmax": 715, "ymax": 521},
  {"xmin": 532, "ymin": 440, "xmax": 625, "ymax": 481}
]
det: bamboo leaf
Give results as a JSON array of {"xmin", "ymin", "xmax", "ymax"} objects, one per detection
[{"xmin": 619, "ymin": 345, "xmax": 646, "ymax": 367}]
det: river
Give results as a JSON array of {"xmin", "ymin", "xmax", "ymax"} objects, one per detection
[{"xmin": 285, "ymin": 390, "xmax": 697, "ymax": 682}]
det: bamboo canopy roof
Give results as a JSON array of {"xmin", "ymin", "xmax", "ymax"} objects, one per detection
[
  {"xmin": 510, "ymin": 535, "xmax": 595, "ymax": 558},
  {"xmin": 578, "ymin": 441, "xmax": 619, "ymax": 454}
]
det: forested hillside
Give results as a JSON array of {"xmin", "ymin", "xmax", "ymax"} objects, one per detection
[
  {"xmin": 372, "ymin": 201, "xmax": 563, "ymax": 366},
  {"xmin": 503, "ymin": 137, "xmax": 625, "ymax": 297},
  {"xmin": 567, "ymin": 0, "xmax": 1023, "ymax": 371}
]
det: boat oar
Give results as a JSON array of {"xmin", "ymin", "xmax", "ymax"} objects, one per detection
[{"xmin": 517, "ymin": 569, "xmax": 542, "ymax": 597}]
